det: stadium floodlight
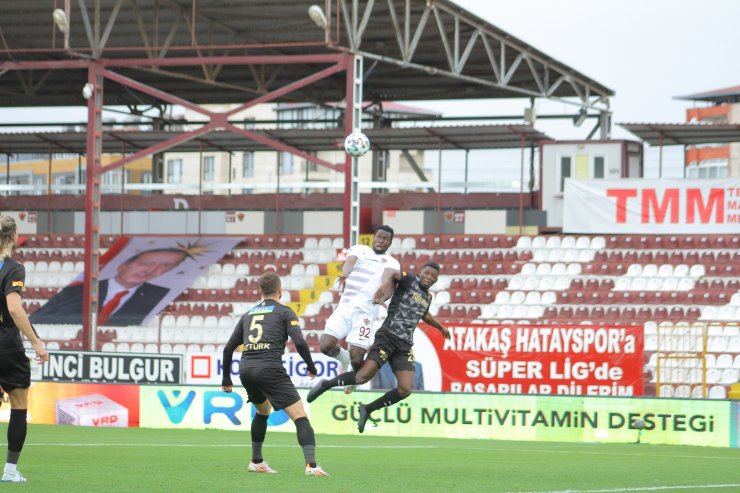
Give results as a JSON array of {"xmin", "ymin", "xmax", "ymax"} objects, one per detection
[
  {"xmin": 308, "ymin": 5, "xmax": 327, "ymax": 30},
  {"xmin": 52, "ymin": 8, "xmax": 69, "ymax": 34},
  {"xmin": 82, "ymin": 83, "xmax": 94, "ymax": 100},
  {"xmin": 573, "ymin": 107, "xmax": 588, "ymax": 127}
]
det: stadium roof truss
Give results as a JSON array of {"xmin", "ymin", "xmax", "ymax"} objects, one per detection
[{"xmin": 0, "ymin": 0, "xmax": 611, "ymax": 345}]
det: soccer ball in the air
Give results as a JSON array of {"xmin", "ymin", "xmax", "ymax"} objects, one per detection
[{"xmin": 344, "ymin": 132, "xmax": 370, "ymax": 157}]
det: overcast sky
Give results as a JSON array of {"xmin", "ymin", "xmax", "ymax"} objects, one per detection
[
  {"xmin": 420, "ymin": 0, "xmax": 740, "ymax": 183},
  {"xmin": 3, "ymin": 0, "xmax": 739, "ymax": 185}
]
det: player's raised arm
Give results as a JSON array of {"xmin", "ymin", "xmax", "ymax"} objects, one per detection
[
  {"xmin": 337, "ymin": 254, "xmax": 359, "ymax": 293},
  {"xmin": 422, "ymin": 312, "xmax": 450, "ymax": 340},
  {"xmin": 373, "ymin": 269, "xmax": 402, "ymax": 304}
]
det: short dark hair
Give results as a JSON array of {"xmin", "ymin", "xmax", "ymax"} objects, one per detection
[
  {"xmin": 423, "ymin": 261, "xmax": 441, "ymax": 272},
  {"xmin": 259, "ymin": 272, "xmax": 281, "ymax": 296},
  {"xmin": 375, "ymin": 224, "xmax": 394, "ymax": 240}
]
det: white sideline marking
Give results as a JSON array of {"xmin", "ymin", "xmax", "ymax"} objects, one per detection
[
  {"xmin": 508, "ymin": 485, "xmax": 740, "ymax": 493},
  {"xmin": 451, "ymin": 446, "xmax": 740, "ymax": 461},
  {"xmin": 24, "ymin": 443, "xmax": 740, "ymax": 461},
  {"xmin": 26, "ymin": 443, "xmax": 438, "ymax": 449}
]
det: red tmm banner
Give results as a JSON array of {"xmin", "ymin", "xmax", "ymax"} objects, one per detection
[{"xmin": 420, "ymin": 324, "xmax": 644, "ymax": 396}]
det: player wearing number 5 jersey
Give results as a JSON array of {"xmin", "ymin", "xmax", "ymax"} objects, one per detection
[
  {"xmin": 320, "ymin": 226, "xmax": 400, "ymax": 387},
  {"xmin": 221, "ymin": 272, "xmax": 328, "ymax": 477},
  {"xmin": 308, "ymin": 263, "xmax": 449, "ymax": 433}
]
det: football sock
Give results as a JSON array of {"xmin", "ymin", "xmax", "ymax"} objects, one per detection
[
  {"xmin": 295, "ymin": 417, "xmax": 316, "ymax": 468},
  {"xmin": 7, "ymin": 409, "xmax": 27, "ymax": 462},
  {"xmin": 336, "ymin": 347, "xmax": 350, "ymax": 368},
  {"xmin": 365, "ymin": 388, "xmax": 406, "ymax": 414},
  {"xmin": 3, "ymin": 463, "xmax": 17, "ymax": 475},
  {"xmin": 251, "ymin": 413, "xmax": 269, "ymax": 463},
  {"xmin": 328, "ymin": 371, "xmax": 356, "ymax": 388}
]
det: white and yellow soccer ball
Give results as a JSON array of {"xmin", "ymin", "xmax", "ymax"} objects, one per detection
[{"xmin": 343, "ymin": 131, "xmax": 370, "ymax": 158}]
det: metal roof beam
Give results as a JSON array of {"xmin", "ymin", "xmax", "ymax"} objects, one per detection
[{"xmin": 343, "ymin": 0, "xmax": 610, "ymax": 109}]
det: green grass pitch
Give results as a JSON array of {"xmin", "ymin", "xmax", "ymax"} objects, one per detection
[{"xmin": 2, "ymin": 424, "xmax": 739, "ymax": 492}]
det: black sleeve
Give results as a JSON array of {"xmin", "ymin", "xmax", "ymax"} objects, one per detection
[
  {"xmin": 286, "ymin": 310, "xmax": 317, "ymax": 374},
  {"xmin": 221, "ymin": 317, "xmax": 244, "ymax": 387},
  {"xmin": 397, "ymin": 273, "xmax": 415, "ymax": 290},
  {"xmin": 4, "ymin": 262, "xmax": 25, "ymax": 297}
]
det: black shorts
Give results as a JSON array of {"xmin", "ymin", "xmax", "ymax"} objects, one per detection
[
  {"xmin": 239, "ymin": 366, "xmax": 301, "ymax": 411},
  {"xmin": 0, "ymin": 350, "xmax": 31, "ymax": 392},
  {"xmin": 367, "ymin": 330, "xmax": 416, "ymax": 373}
]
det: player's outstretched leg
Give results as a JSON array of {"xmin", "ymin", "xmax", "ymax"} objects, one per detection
[
  {"xmin": 307, "ymin": 372, "xmax": 357, "ymax": 403},
  {"xmin": 248, "ymin": 412, "xmax": 277, "ymax": 473},
  {"xmin": 357, "ymin": 388, "xmax": 408, "ymax": 433}
]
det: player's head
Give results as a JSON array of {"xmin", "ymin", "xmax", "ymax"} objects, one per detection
[
  {"xmin": 115, "ymin": 249, "xmax": 189, "ymax": 289},
  {"xmin": 259, "ymin": 271, "xmax": 282, "ymax": 299},
  {"xmin": 419, "ymin": 262, "xmax": 440, "ymax": 289},
  {"xmin": 0, "ymin": 215, "xmax": 18, "ymax": 258},
  {"xmin": 372, "ymin": 225, "xmax": 394, "ymax": 254}
]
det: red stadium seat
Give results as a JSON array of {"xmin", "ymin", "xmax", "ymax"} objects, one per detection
[
  {"xmin": 590, "ymin": 306, "xmax": 605, "ymax": 321},
  {"xmin": 636, "ymin": 307, "xmax": 653, "ymax": 321},
  {"xmin": 448, "ymin": 277, "xmax": 463, "ymax": 290},
  {"xmin": 474, "ymin": 251, "xmax": 490, "ymax": 263},
  {"xmin": 599, "ymin": 279, "xmax": 615, "ymax": 291},
  {"xmin": 555, "ymin": 306, "xmax": 572, "ymax": 321},
  {"xmin": 462, "ymin": 278, "xmax": 478, "ymax": 290},
  {"xmin": 653, "ymin": 307, "xmax": 668, "ymax": 321},
  {"xmin": 605, "ymin": 307, "xmax": 621, "ymax": 321},
  {"xmin": 575, "ymin": 306, "xmax": 590, "ymax": 321},
  {"xmin": 437, "ymin": 306, "xmax": 452, "ymax": 318}
]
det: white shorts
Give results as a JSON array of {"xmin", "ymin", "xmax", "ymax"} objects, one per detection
[{"xmin": 324, "ymin": 303, "xmax": 379, "ymax": 350}]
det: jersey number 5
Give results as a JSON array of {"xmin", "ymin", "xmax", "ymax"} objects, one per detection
[{"xmin": 248, "ymin": 315, "xmax": 264, "ymax": 343}]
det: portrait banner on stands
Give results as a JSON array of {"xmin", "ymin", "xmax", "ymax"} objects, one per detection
[
  {"xmin": 417, "ymin": 323, "xmax": 644, "ymax": 396},
  {"xmin": 30, "ymin": 236, "xmax": 240, "ymax": 326},
  {"xmin": 38, "ymin": 350, "xmax": 182, "ymax": 385},
  {"xmin": 563, "ymin": 178, "xmax": 740, "ymax": 233}
]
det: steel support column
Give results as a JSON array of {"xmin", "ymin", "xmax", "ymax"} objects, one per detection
[
  {"xmin": 343, "ymin": 54, "xmax": 362, "ymax": 248},
  {"xmin": 82, "ymin": 61, "xmax": 104, "ymax": 350}
]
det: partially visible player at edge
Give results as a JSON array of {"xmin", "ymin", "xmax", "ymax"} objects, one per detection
[
  {"xmin": 308, "ymin": 263, "xmax": 449, "ymax": 433},
  {"xmin": 319, "ymin": 225, "xmax": 400, "ymax": 393},
  {"xmin": 221, "ymin": 272, "xmax": 329, "ymax": 477},
  {"xmin": 0, "ymin": 216, "xmax": 49, "ymax": 483}
]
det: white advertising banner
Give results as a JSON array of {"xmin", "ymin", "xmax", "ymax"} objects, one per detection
[
  {"xmin": 563, "ymin": 178, "xmax": 740, "ymax": 234},
  {"xmin": 184, "ymin": 352, "xmax": 344, "ymax": 388}
]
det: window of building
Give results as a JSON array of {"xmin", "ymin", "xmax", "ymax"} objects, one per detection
[
  {"xmin": 280, "ymin": 152, "xmax": 294, "ymax": 175},
  {"xmin": 688, "ymin": 159, "xmax": 728, "ymax": 179},
  {"xmin": 559, "ymin": 156, "xmax": 571, "ymax": 192},
  {"xmin": 167, "ymin": 159, "xmax": 182, "ymax": 183},
  {"xmin": 243, "ymin": 151, "xmax": 255, "ymax": 177},
  {"xmin": 203, "ymin": 156, "xmax": 215, "ymax": 181},
  {"xmin": 594, "ymin": 156, "xmax": 605, "ymax": 178}
]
